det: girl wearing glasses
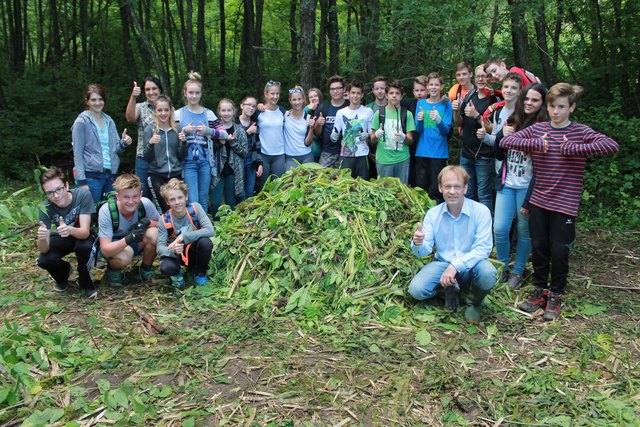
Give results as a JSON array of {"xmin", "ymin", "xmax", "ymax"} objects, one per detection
[
  {"xmin": 238, "ymin": 96, "xmax": 263, "ymax": 199},
  {"xmin": 284, "ymin": 86, "xmax": 315, "ymax": 170},
  {"xmin": 72, "ymin": 84, "xmax": 133, "ymax": 203},
  {"xmin": 256, "ymin": 81, "xmax": 286, "ymax": 183}
]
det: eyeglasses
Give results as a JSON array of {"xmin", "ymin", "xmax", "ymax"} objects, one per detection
[
  {"xmin": 45, "ymin": 185, "xmax": 66, "ymax": 198},
  {"xmin": 329, "ymin": 86, "xmax": 344, "ymax": 91},
  {"xmin": 289, "ymin": 88, "xmax": 303, "ymax": 94},
  {"xmin": 242, "ymin": 103, "xmax": 256, "ymax": 108},
  {"xmin": 266, "ymin": 81, "xmax": 281, "ymax": 87}
]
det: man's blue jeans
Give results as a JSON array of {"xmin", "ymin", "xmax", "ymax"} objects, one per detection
[
  {"xmin": 460, "ymin": 156, "xmax": 494, "ymax": 212},
  {"xmin": 408, "ymin": 260, "xmax": 497, "ymax": 300}
]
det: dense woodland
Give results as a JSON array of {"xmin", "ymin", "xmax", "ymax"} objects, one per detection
[{"xmin": 0, "ymin": 0, "xmax": 638, "ymax": 226}]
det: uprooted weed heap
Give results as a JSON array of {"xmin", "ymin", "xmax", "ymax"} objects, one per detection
[{"xmin": 207, "ymin": 165, "xmax": 434, "ymax": 321}]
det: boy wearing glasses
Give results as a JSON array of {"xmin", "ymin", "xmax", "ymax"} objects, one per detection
[
  {"xmin": 313, "ymin": 75, "xmax": 349, "ymax": 168},
  {"xmin": 37, "ymin": 167, "xmax": 97, "ymax": 298}
]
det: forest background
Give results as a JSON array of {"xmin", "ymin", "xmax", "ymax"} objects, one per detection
[{"xmin": 0, "ymin": 0, "xmax": 638, "ymax": 229}]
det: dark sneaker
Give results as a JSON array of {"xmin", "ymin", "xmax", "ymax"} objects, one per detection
[
  {"xmin": 105, "ymin": 267, "xmax": 124, "ymax": 287},
  {"xmin": 139, "ymin": 264, "xmax": 156, "ymax": 282},
  {"xmin": 519, "ymin": 288, "xmax": 548, "ymax": 313},
  {"xmin": 543, "ymin": 291, "xmax": 563, "ymax": 321},
  {"xmin": 508, "ymin": 273, "xmax": 523, "ymax": 290},
  {"xmin": 170, "ymin": 272, "xmax": 185, "ymax": 288},
  {"xmin": 500, "ymin": 268, "xmax": 510, "ymax": 283},
  {"xmin": 82, "ymin": 285, "xmax": 98, "ymax": 299},
  {"xmin": 54, "ymin": 264, "xmax": 71, "ymax": 292}
]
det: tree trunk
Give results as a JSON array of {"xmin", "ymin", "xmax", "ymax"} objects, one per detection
[
  {"xmin": 289, "ymin": 0, "xmax": 298, "ymax": 69},
  {"xmin": 8, "ymin": 0, "xmax": 26, "ymax": 71},
  {"xmin": 299, "ymin": 0, "xmax": 316, "ymax": 88},
  {"xmin": 239, "ymin": 0, "xmax": 256, "ymax": 82},
  {"xmin": 254, "ymin": 0, "xmax": 264, "ymax": 82},
  {"xmin": 358, "ymin": 0, "xmax": 380, "ymax": 77},
  {"xmin": 533, "ymin": 1, "xmax": 555, "ymax": 86},
  {"xmin": 552, "ymin": 0, "xmax": 562, "ymax": 70},
  {"xmin": 486, "ymin": 0, "xmax": 499, "ymax": 56},
  {"xmin": 219, "ymin": 0, "xmax": 225, "ymax": 83},
  {"xmin": 119, "ymin": 2, "xmax": 136, "ymax": 82},
  {"xmin": 507, "ymin": 0, "xmax": 529, "ymax": 69},
  {"xmin": 176, "ymin": 0, "xmax": 196, "ymax": 72},
  {"xmin": 128, "ymin": 2, "xmax": 168, "ymax": 94},
  {"xmin": 196, "ymin": 0, "xmax": 206, "ymax": 73},
  {"xmin": 327, "ymin": 0, "xmax": 339, "ymax": 75},
  {"xmin": 317, "ymin": 0, "xmax": 327, "ymax": 79}
]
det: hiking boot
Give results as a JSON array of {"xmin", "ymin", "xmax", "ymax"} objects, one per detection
[
  {"xmin": 82, "ymin": 285, "xmax": 98, "ymax": 299},
  {"xmin": 170, "ymin": 272, "xmax": 185, "ymax": 288},
  {"xmin": 54, "ymin": 263, "xmax": 72, "ymax": 292},
  {"xmin": 507, "ymin": 273, "xmax": 524, "ymax": 290},
  {"xmin": 543, "ymin": 291, "xmax": 563, "ymax": 321},
  {"xmin": 464, "ymin": 286, "xmax": 491, "ymax": 323},
  {"xmin": 500, "ymin": 268, "xmax": 510, "ymax": 283},
  {"xmin": 519, "ymin": 288, "xmax": 548, "ymax": 313},
  {"xmin": 194, "ymin": 273, "xmax": 209, "ymax": 287},
  {"xmin": 139, "ymin": 264, "xmax": 156, "ymax": 282},
  {"xmin": 105, "ymin": 266, "xmax": 124, "ymax": 288}
]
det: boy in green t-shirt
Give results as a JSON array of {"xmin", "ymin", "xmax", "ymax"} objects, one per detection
[{"xmin": 369, "ymin": 80, "xmax": 416, "ymax": 183}]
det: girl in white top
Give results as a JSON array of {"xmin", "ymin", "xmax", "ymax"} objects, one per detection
[
  {"xmin": 284, "ymin": 86, "xmax": 316, "ymax": 170},
  {"xmin": 257, "ymin": 81, "xmax": 286, "ymax": 182}
]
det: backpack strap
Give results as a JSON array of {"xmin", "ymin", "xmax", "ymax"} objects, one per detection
[
  {"xmin": 400, "ymin": 106, "xmax": 408, "ymax": 134},
  {"xmin": 186, "ymin": 203, "xmax": 201, "ymax": 230},
  {"xmin": 378, "ymin": 108, "xmax": 385, "ymax": 130},
  {"xmin": 108, "ymin": 197, "xmax": 119, "ymax": 232},
  {"xmin": 161, "ymin": 210, "xmax": 176, "ymax": 240}
]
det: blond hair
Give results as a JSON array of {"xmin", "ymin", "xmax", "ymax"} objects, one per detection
[
  {"xmin": 160, "ymin": 178, "xmax": 189, "ymax": 200},
  {"xmin": 182, "ymin": 71, "xmax": 203, "ymax": 101},
  {"xmin": 547, "ymin": 83, "xmax": 583, "ymax": 106},
  {"xmin": 113, "ymin": 173, "xmax": 141, "ymax": 193},
  {"xmin": 438, "ymin": 165, "xmax": 470, "ymax": 186},
  {"xmin": 153, "ymin": 95, "xmax": 178, "ymax": 132}
]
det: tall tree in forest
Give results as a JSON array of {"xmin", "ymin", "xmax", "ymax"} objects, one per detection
[
  {"xmin": 533, "ymin": 1, "xmax": 555, "ymax": 85},
  {"xmin": 176, "ymin": 0, "xmax": 196, "ymax": 72},
  {"xmin": 289, "ymin": 0, "xmax": 298, "ymax": 69},
  {"xmin": 317, "ymin": 0, "xmax": 328, "ymax": 79},
  {"xmin": 5, "ymin": 0, "xmax": 26, "ymax": 72},
  {"xmin": 327, "ymin": 0, "xmax": 339, "ymax": 75},
  {"xmin": 507, "ymin": 0, "xmax": 529, "ymax": 69},
  {"xmin": 48, "ymin": 0, "xmax": 62, "ymax": 63},
  {"xmin": 358, "ymin": 0, "xmax": 380, "ymax": 76},
  {"xmin": 119, "ymin": 3, "xmax": 137, "ymax": 82},
  {"xmin": 299, "ymin": 0, "xmax": 316, "ymax": 88},
  {"xmin": 197, "ymin": 0, "xmax": 206, "ymax": 74},
  {"xmin": 219, "ymin": 0, "xmax": 225, "ymax": 82}
]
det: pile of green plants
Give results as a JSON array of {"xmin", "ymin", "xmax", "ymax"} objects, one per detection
[{"xmin": 206, "ymin": 165, "xmax": 434, "ymax": 320}]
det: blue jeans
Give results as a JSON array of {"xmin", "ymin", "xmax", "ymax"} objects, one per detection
[
  {"xmin": 261, "ymin": 154, "xmax": 286, "ymax": 186},
  {"xmin": 242, "ymin": 163, "xmax": 257, "ymax": 200},
  {"xmin": 494, "ymin": 186, "xmax": 531, "ymax": 275},
  {"xmin": 376, "ymin": 159, "xmax": 410, "ymax": 184},
  {"xmin": 183, "ymin": 158, "xmax": 211, "ymax": 211},
  {"xmin": 408, "ymin": 260, "xmax": 497, "ymax": 300},
  {"xmin": 209, "ymin": 174, "xmax": 236, "ymax": 219},
  {"xmin": 460, "ymin": 156, "xmax": 494, "ymax": 212},
  {"xmin": 285, "ymin": 153, "xmax": 314, "ymax": 171},
  {"xmin": 135, "ymin": 157, "xmax": 152, "ymax": 199},
  {"xmin": 85, "ymin": 172, "xmax": 115, "ymax": 203}
]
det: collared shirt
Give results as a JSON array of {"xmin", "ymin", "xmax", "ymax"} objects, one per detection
[{"xmin": 411, "ymin": 197, "xmax": 493, "ymax": 273}]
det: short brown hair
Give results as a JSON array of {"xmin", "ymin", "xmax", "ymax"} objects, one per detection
[
  {"xmin": 160, "ymin": 178, "xmax": 189, "ymax": 200},
  {"xmin": 413, "ymin": 75, "xmax": 428, "ymax": 87},
  {"xmin": 426, "ymin": 72, "xmax": 443, "ymax": 85},
  {"xmin": 547, "ymin": 83, "xmax": 583, "ymax": 106},
  {"xmin": 438, "ymin": 165, "xmax": 469, "ymax": 186},
  {"xmin": 484, "ymin": 57, "xmax": 505, "ymax": 71},
  {"xmin": 39, "ymin": 166, "xmax": 67, "ymax": 187},
  {"xmin": 455, "ymin": 62, "xmax": 472, "ymax": 73},
  {"xmin": 327, "ymin": 75, "xmax": 345, "ymax": 89},
  {"xmin": 113, "ymin": 173, "xmax": 141, "ymax": 193},
  {"xmin": 503, "ymin": 72, "xmax": 523, "ymax": 89},
  {"xmin": 84, "ymin": 84, "xmax": 107, "ymax": 105}
]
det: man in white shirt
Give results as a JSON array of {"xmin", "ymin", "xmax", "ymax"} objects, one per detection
[{"xmin": 409, "ymin": 165, "xmax": 497, "ymax": 322}]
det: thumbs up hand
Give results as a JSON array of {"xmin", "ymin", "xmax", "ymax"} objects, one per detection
[
  {"xmin": 502, "ymin": 124, "xmax": 515, "ymax": 136},
  {"xmin": 417, "ymin": 107, "xmax": 424, "ymax": 121},
  {"xmin": 58, "ymin": 217, "xmax": 70, "ymax": 238},
  {"xmin": 429, "ymin": 105, "xmax": 441, "ymax": 124},
  {"xmin": 149, "ymin": 128, "xmax": 161, "ymax": 144},
  {"xmin": 541, "ymin": 133, "xmax": 549, "ymax": 152},
  {"xmin": 131, "ymin": 81, "xmax": 141, "ymax": 97},
  {"xmin": 464, "ymin": 100, "xmax": 478, "ymax": 118},
  {"xmin": 316, "ymin": 113, "xmax": 326, "ymax": 127},
  {"xmin": 413, "ymin": 222, "xmax": 425, "ymax": 246},
  {"xmin": 122, "ymin": 128, "xmax": 132, "ymax": 145},
  {"xmin": 476, "ymin": 119, "xmax": 486, "ymax": 140},
  {"xmin": 451, "ymin": 98, "xmax": 460, "ymax": 111},
  {"xmin": 37, "ymin": 221, "xmax": 49, "ymax": 241}
]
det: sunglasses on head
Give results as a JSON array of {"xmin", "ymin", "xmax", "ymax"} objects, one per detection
[
  {"xmin": 266, "ymin": 81, "xmax": 281, "ymax": 87},
  {"xmin": 288, "ymin": 88, "xmax": 303, "ymax": 94}
]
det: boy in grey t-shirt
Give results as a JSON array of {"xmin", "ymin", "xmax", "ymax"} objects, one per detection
[{"xmin": 98, "ymin": 174, "xmax": 160, "ymax": 286}]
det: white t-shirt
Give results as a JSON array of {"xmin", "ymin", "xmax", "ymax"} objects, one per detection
[
  {"xmin": 333, "ymin": 105, "xmax": 373, "ymax": 157},
  {"xmin": 284, "ymin": 112, "xmax": 312, "ymax": 156},
  {"xmin": 504, "ymin": 149, "xmax": 533, "ymax": 189},
  {"xmin": 257, "ymin": 108, "xmax": 285, "ymax": 156}
]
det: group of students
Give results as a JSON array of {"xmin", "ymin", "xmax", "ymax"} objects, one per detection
[{"xmin": 36, "ymin": 59, "xmax": 619, "ymax": 321}]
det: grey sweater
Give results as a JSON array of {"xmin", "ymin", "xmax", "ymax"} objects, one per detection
[{"xmin": 156, "ymin": 202, "xmax": 214, "ymax": 259}]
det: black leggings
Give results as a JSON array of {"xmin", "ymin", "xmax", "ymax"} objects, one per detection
[
  {"xmin": 37, "ymin": 235, "xmax": 94, "ymax": 289},
  {"xmin": 159, "ymin": 237, "xmax": 213, "ymax": 276},
  {"xmin": 414, "ymin": 157, "xmax": 446, "ymax": 203},
  {"xmin": 528, "ymin": 204, "xmax": 576, "ymax": 294}
]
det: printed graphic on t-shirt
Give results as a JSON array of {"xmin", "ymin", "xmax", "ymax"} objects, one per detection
[
  {"xmin": 340, "ymin": 115, "xmax": 367, "ymax": 156},
  {"xmin": 507, "ymin": 150, "xmax": 529, "ymax": 178},
  {"xmin": 383, "ymin": 117, "xmax": 403, "ymax": 152}
]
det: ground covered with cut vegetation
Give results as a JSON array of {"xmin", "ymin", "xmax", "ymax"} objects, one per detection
[{"xmin": 0, "ymin": 170, "xmax": 638, "ymax": 426}]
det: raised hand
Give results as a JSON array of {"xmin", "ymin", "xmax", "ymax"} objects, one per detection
[
  {"xmin": 374, "ymin": 127, "xmax": 384, "ymax": 140},
  {"xmin": 464, "ymin": 100, "xmax": 478, "ymax": 118},
  {"xmin": 149, "ymin": 128, "xmax": 161, "ymax": 144},
  {"xmin": 247, "ymin": 122, "xmax": 257, "ymax": 135},
  {"xmin": 476, "ymin": 119, "xmax": 486, "ymax": 140},
  {"xmin": 37, "ymin": 221, "xmax": 49, "ymax": 241},
  {"xmin": 451, "ymin": 97, "xmax": 460, "ymax": 111},
  {"xmin": 178, "ymin": 130, "xmax": 187, "ymax": 141},
  {"xmin": 541, "ymin": 133, "xmax": 549, "ymax": 152},
  {"xmin": 122, "ymin": 128, "xmax": 132, "ymax": 145},
  {"xmin": 502, "ymin": 124, "xmax": 515, "ymax": 136},
  {"xmin": 417, "ymin": 106, "xmax": 424, "ymax": 121},
  {"xmin": 184, "ymin": 121, "xmax": 195, "ymax": 133},
  {"xmin": 195, "ymin": 124, "xmax": 206, "ymax": 134},
  {"xmin": 429, "ymin": 105, "xmax": 440, "ymax": 123},
  {"xmin": 131, "ymin": 81, "xmax": 141, "ymax": 98},
  {"xmin": 58, "ymin": 217, "xmax": 70, "ymax": 238},
  {"xmin": 413, "ymin": 222, "xmax": 425, "ymax": 246},
  {"xmin": 315, "ymin": 113, "xmax": 326, "ymax": 127}
]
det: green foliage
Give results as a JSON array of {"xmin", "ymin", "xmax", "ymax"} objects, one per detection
[
  {"xmin": 0, "ymin": 184, "xmax": 42, "ymax": 238},
  {"xmin": 574, "ymin": 95, "xmax": 640, "ymax": 230}
]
